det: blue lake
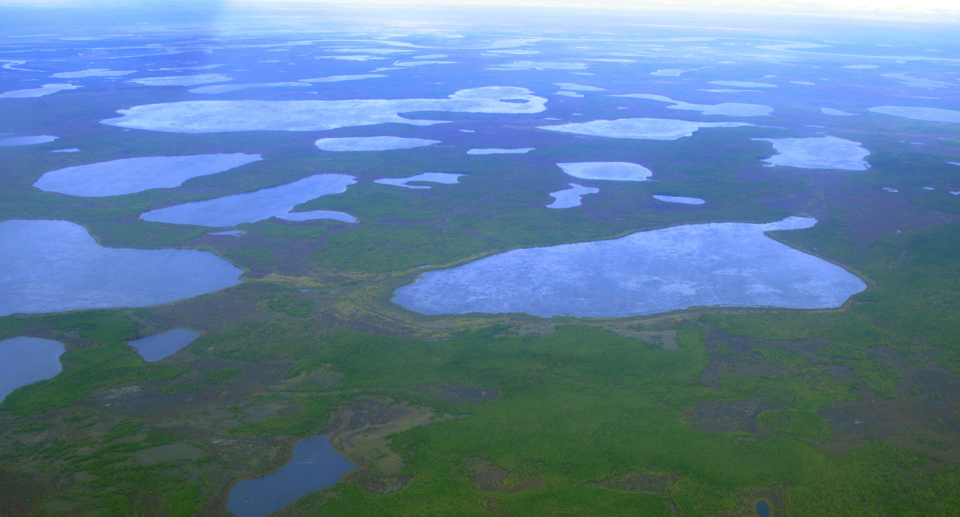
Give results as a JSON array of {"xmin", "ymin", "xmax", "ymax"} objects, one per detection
[
  {"xmin": 226, "ymin": 435, "xmax": 356, "ymax": 517},
  {"xmin": 756, "ymin": 500, "xmax": 771, "ymax": 517},
  {"xmin": 0, "ymin": 219, "xmax": 244, "ymax": 316},
  {"xmin": 129, "ymin": 329, "xmax": 200, "ymax": 362},
  {"xmin": 0, "ymin": 337, "xmax": 65, "ymax": 403}
]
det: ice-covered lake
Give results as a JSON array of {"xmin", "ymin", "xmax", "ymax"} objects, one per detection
[
  {"xmin": 0, "ymin": 135, "xmax": 57, "ymax": 146},
  {"xmin": 558, "ymin": 162, "xmax": 652, "ymax": 181},
  {"xmin": 0, "ymin": 83, "xmax": 79, "ymax": 98},
  {"xmin": 0, "ymin": 220, "xmax": 243, "ymax": 316},
  {"xmin": 539, "ymin": 118, "xmax": 751, "ymax": 140},
  {"xmin": 755, "ymin": 136, "xmax": 870, "ymax": 170},
  {"xmin": 393, "ymin": 217, "xmax": 866, "ymax": 318},
  {"xmin": 34, "ymin": 153, "xmax": 262, "ymax": 197},
  {"xmin": 868, "ymin": 106, "xmax": 960, "ymax": 123},
  {"xmin": 315, "ymin": 136, "xmax": 439, "ymax": 151},
  {"xmin": 0, "ymin": 337, "xmax": 65, "ymax": 403},
  {"xmin": 614, "ymin": 94, "xmax": 772, "ymax": 116},
  {"xmin": 141, "ymin": 174, "xmax": 356, "ymax": 226},
  {"xmin": 654, "ymin": 195, "xmax": 705, "ymax": 205},
  {"xmin": 102, "ymin": 87, "xmax": 546, "ymax": 133},
  {"xmin": 548, "ymin": 183, "xmax": 599, "ymax": 208},
  {"xmin": 374, "ymin": 173, "xmax": 463, "ymax": 189}
]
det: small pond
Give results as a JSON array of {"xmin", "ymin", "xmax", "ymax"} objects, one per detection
[
  {"xmin": 0, "ymin": 337, "xmax": 65, "ymax": 403},
  {"xmin": 226, "ymin": 435, "xmax": 356, "ymax": 517},
  {"xmin": 129, "ymin": 329, "xmax": 200, "ymax": 362}
]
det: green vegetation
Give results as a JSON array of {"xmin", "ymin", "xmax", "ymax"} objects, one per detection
[
  {"xmin": 757, "ymin": 409, "xmax": 831, "ymax": 439},
  {"xmin": 203, "ymin": 367, "xmax": 243, "ymax": 385}
]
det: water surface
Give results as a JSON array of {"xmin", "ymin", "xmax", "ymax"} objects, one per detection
[
  {"xmin": 394, "ymin": 217, "xmax": 866, "ymax": 318},
  {"xmin": 129, "ymin": 329, "xmax": 200, "ymax": 362},
  {"xmin": 226, "ymin": 435, "xmax": 356, "ymax": 517},
  {"xmin": 0, "ymin": 337, "xmax": 65, "ymax": 403},
  {"xmin": 1, "ymin": 219, "xmax": 244, "ymax": 316}
]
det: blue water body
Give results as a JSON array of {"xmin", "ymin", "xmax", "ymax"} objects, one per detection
[
  {"xmin": 128, "ymin": 329, "xmax": 200, "ymax": 362},
  {"xmin": 226, "ymin": 435, "xmax": 356, "ymax": 517},
  {"xmin": 0, "ymin": 220, "xmax": 244, "ymax": 316},
  {"xmin": 756, "ymin": 500, "xmax": 771, "ymax": 517},
  {"xmin": 0, "ymin": 337, "xmax": 65, "ymax": 403}
]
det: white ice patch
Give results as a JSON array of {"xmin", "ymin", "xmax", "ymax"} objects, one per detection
[
  {"xmin": 843, "ymin": 65, "xmax": 878, "ymax": 69},
  {"xmin": 158, "ymin": 64, "xmax": 224, "ymax": 71},
  {"xmin": 653, "ymin": 195, "xmax": 705, "ymax": 205},
  {"xmin": 614, "ymin": 93, "xmax": 771, "ymax": 117},
  {"xmin": 791, "ymin": 81, "xmax": 816, "ymax": 85},
  {"xmin": 189, "ymin": 82, "xmax": 309, "ymax": 94},
  {"xmin": 51, "ymin": 69, "xmax": 134, "ymax": 78},
  {"xmin": 868, "ymin": 106, "xmax": 960, "ymax": 123},
  {"xmin": 489, "ymin": 61, "xmax": 587, "ymax": 71},
  {"xmin": 298, "ymin": 74, "xmax": 387, "ymax": 83},
  {"xmin": 0, "ymin": 83, "xmax": 79, "ymax": 98},
  {"xmin": 821, "ymin": 108, "xmax": 856, "ymax": 116},
  {"xmin": 699, "ymin": 89, "xmax": 756, "ymax": 93},
  {"xmin": 0, "ymin": 135, "xmax": 57, "ymax": 146},
  {"xmin": 547, "ymin": 183, "xmax": 599, "ymax": 209},
  {"xmin": 881, "ymin": 73, "xmax": 952, "ymax": 89},
  {"xmin": 131, "ymin": 74, "xmax": 232, "ymax": 87},
  {"xmin": 374, "ymin": 172, "xmax": 463, "ymax": 189},
  {"xmin": 883, "ymin": 187, "xmax": 898, "ymax": 193},
  {"xmin": 709, "ymin": 81, "xmax": 777, "ymax": 88},
  {"xmin": 558, "ymin": 162, "xmax": 652, "ymax": 182},
  {"xmin": 540, "ymin": 118, "xmax": 752, "ymax": 140},
  {"xmin": 414, "ymin": 54, "xmax": 448, "ymax": 59},
  {"xmin": 392, "ymin": 217, "xmax": 867, "ymax": 318},
  {"xmin": 755, "ymin": 136, "xmax": 870, "ymax": 171},
  {"xmin": 315, "ymin": 136, "xmax": 439, "ymax": 152},
  {"xmin": 51, "ymin": 148, "xmax": 80, "ymax": 153},
  {"xmin": 651, "ymin": 69, "xmax": 687, "ymax": 77},
  {"xmin": 0, "ymin": 220, "xmax": 243, "ymax": 316},
  {"xmin": 33, "ymin": 153, "xmax": 262, "ymax": 197},
  {"xmin": 467, "ymin": 148, "xmax": 534, "ymax": 155},
  {"xmin": 554, "ymin": 83, "xmax": 606, "ymax": 91},
  {"xmin": 102, "ymin": 87, "xmax": 547, "ymax": 133},
  {"xmin": 555, "ymin": 91, "xmax": 583, "ymax": 98},
  {"xmin": 141, "ymin": 174, "xmax": 356, "ymax": 227},
  {"xmin": 394, "ymin": 60, "xmax": 455, "ymax": 67}
]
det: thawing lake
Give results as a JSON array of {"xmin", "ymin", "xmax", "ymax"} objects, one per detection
[
  {"xmin": 0, "ymin": 135, "xmax": 57, "ymax": 147},
  {"xmin": 374, "ymin": 172, "xmax": 463, "ymax": 189},
  {"xmin": 755, "ymin": 136, "xmax": 870, "ymax": 170},
  {"xmin": 393, "ymin": 217, "xmax": 867, "ymax": 318},
  {"xmin": 615, "ymin": 94, "xmax": 772, "ymax": 116},
  {"xmin": 141, "ymin": 174, "xmax": 356, "ymax": 227},
  {"xmin": 548, "ymin": 183, "xmax": 599, "ymax": 208},
  {"xmin": 654, "ymin": 195, "xmax": 705, "ymax": 205},
  {"xmin": 226, "ymin": 435, "xmax": 356, "ymax": 517},
  {"xmin": 0, "ymin": 337, "xmax": 65, "ymax": 403},
  {"xmin": 315, "ymin": 136, "xmax": 439, "ymax": 151},
  {"xmin": 0, "ymin": 220, "xmax": 244, "ymax": 316},
  {"xmin": 539, "ymin": 118, "xmax": 751, "ymax": 140},
  {"xmin": 34, "ymin": 153, "xmax": 262, "ymax": 197},
  {"xmin": 129, "ymin": 329, "xmax": 200, "ymax": 362},
  {"xmin": 559, "ymin": 162, "xmax": 651, "ymax": 181}
]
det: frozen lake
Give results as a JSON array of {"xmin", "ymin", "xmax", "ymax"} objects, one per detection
[
  {"xmin": 129, "ymin": 329, "xmax": 200, "ymax": 362},
  {"xmin": 102, "ymin": 87, "xmax": 546, "ymax": 133},
  {"xmin": 0, "ymin": 135, "xmax": 57, "ymax": 147},
  {"xmin": 0, "ymin": 220, "xmax": 243, "ymax": 316},
  {"xmin": 51, "ymin": 69, "xmax": 133, "ymax": 78},
  {"xmin": 539, "ymin": 118, "xmax": 751, "ymax": 140},
  {"xmin": 755, "ymin": 136, "xmax": 870, "ymax": 170},
  {"xmin": 558, "ymin": 162, "xmax": 652, "ymax": 181},
  {"xmin": 868, "ymin": 106, "xmax": 960, "ymax": 123},
  {"xmin": 141, "ymin": 174, "xmax": 356, "ymax": 227},
  {"xmin": 375, "ymin": 172, "xmax": 463, "ymax": 189},
  {"xmin": 548, "ymin": 183, "xmax": 599, "ymax": 208},
  {"xmin": 131, "ymin": 74, "xmax": 232, "ymax": 86},
  {"xmin": 393, "ymin": 217, "xmax": 867, "ymax": 318},
  {"xmin": 615, "ymin": 94, "xmax": 772, "ymax": 116},
  {"xmin": 1, "ymin": 83, "xmax": 79, "ymax": 98},
  {"xmin": 467, "ymin": 148, "xmax": 534, "ymax": 155},
  {"xmin": 34, "ymin": 153, "xmax": 262, "ymax": 197},
  {"xmin": 654, "ymin": 195, "xmax": 705, "ymax": 205},
  {"xmin": 315, "ymin": 136, "xmax": 439, "ymax": 151},
  {"xmin": 0, "ymin": 337, "xmax": 65, "ymax": 403},
  {"xmin": 226, "ymin": 435, "xmax": 356, "ymax": 517}
]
